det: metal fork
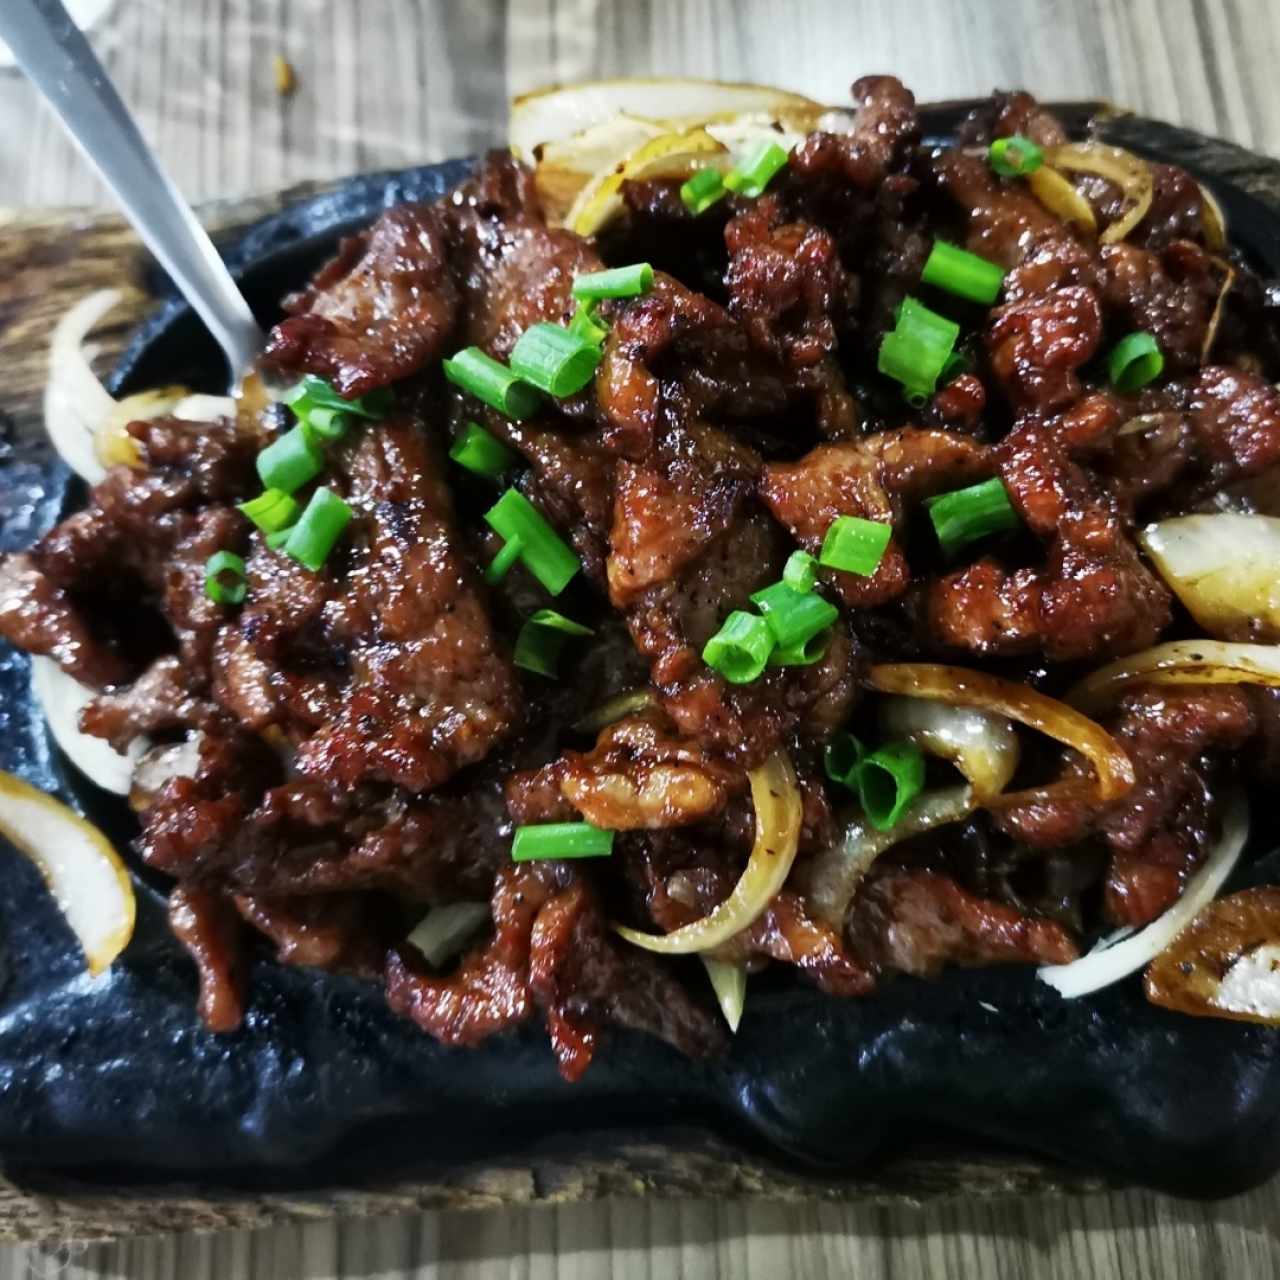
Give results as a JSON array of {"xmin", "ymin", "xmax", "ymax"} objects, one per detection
[{"xmin": 0, "ymin": 0, "xmax": 265, "ymax": 388}]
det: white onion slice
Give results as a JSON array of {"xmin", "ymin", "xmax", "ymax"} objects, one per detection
[
  {"xmin": 0, "ymin": 768, "xmax": 135, "ymax": 974},
  {"xmin": 701, "ymin": 956, "xmax": 747, "ymax": 1032},
  {"xmin": 406, "ymin": 901, "xmax": 490, "ymax": 968},
  {"xmin": 1139, "ymin": 515, "xmax": 1280, "ymax": 641},
  {"xmin": 1068, "ymin": 640, "xmax": 1280, "ymax": 715},
  {"xmin": 805, "ymin": 785, "xmax": 975, "ymax": 930},
  {"xmin": 616, "ymin": 750, "xmax": 802, "ymax": 954},
  {"xmin": 1213, "ymin": 944, "xmax": 1280, "ymax": 1020},
  {"xmin": 509, "ymin": 76, "xmax": 822, "ymax": 158},
  {"xmin": 1038, "ymin": 790, "xmax": 1248, "ymax": 998},
  {"xmin": 44, "ymin": 288, "xmax": 122, "ymax": 483},
  {"xmin": 30, "ymin": 656, "xmax": 144, "ymax": 795},
  {"xmin": 878, "ymin": 696, "xmax": 1019, "ymax": 801}
]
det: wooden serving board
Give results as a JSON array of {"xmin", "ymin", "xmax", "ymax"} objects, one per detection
[{"xmin": 1, "ymin": 115, "xmax": 1278, "ymax": 1240}]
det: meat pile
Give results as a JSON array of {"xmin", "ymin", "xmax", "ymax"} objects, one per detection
[{"xmin": 3, "ymin": 77, "xmax": 1280, "ymax": 1078}]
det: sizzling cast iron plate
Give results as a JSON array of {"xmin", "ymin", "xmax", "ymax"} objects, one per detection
[{"xmin": 2, "ymin": 105, "xmax": 1280, "ymax": 1198}]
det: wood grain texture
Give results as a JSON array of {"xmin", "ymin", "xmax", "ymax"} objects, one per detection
[{"xmin": 4, "ymin": 0, "xmax": 1280, "ymax": 1274}]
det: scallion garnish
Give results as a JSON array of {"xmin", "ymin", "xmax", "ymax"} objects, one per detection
[
  {"xmin": 572, "ymin": 263, "xmax": 654, "ymax": 301},
  {"xmin": 266, "ymin": 527, "xmax": 293, "ymax": 551},
  {"xmin": 204, "ymin": 550, "xmax": 247, "ymax": 605},
  {"xmin": 701, "ymin": 610, "xmax": 775, "ymax": 684},
  {"xmin": 749, "ymin": 580, "xmax": 838, "ymax": 650},
  {"xmin": 484, "ymin": 534, "xmax": 524, "ymax": 585},
  {"xmin": 856, "ymin": 740, "xmax": 926, "ymax": 831},
  {"xmin": 927, "ymin": 476, "xmax": 1020, "ymax": 556},
  {"xmin": 769, "ymin": 630, "xmax": 832, "ymax": 667},
  {"xmin": 449, "ymin": 422, "xmax": 517, "ymax": 478},
  {"xmin": 443, "ymin": 347, "xmax": 542, "ymax": 420},
  {"xmin": 256, "ymin": 425, "xmax": 324, "ymax": 494},
  {"xmin": 512, "ymin": 821, "xmax": 615, "ymax": 862},
  {"xmin": 921, "ymin": 239, "xmax": 1006, "ymax": 306},
  {"xmin": 282, "ymin": 486, "xmax": 352, "ymax": 572},
  {"xmin": 512, "ymin": 608, "xmax": 594, "ymax": 678},
  {"xmin": 877, "ymin": 296, "xmax": 960, "ymax": 403},
  {"xmin": 1108, "ymin": 331, "xmax": 1164, "ymax": 392},
  {"xmin": 283, "ymin": 374, "xmax": 392, "ymax": 420},
  {"xmin": 238, "ymin": 488, "xmax": 300, "ymax": 535},
  {"xmin": 824, "ymin": 732, "xmax": 864, "ymax": 789},
  {"xmin": 680, "ymin": 167, "xmax": 727, "ymax": 215},
  {"xmin": 989, "ymin": 134, "xmax": 1044, "ymax": 178},
  {"xmin": 299, "ymin": 406, "xmax": 350, "ymax": 442},
  {"xmin": 509, "ymin": 322, "xmax": 602, "ymax": 398},
  {"xmin": 782, "ymin": 549, "xmax": 818, "ymax": 593},
  {"xmin": 819, "ymin": 516, "xmax": 892, "ymax": 577},
  {"xmin": 568, "ymin": 302, "xmax": 608, "ymax": 347},
  {"xmin": 484, "ymin": 489, "xmax": 580, "ymax": 595},
  {"xmin": 724, "ymin": 140, "xmax": 789, "ymax": 198}
]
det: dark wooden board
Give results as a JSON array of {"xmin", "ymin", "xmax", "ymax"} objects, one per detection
[{"xmin": 1, "ymin": 112, "xmax": 1278, "ymax": 1243}]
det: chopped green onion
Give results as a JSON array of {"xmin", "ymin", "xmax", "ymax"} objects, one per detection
[
  {"xmin": 856, "ymin": 740, "xmax": 926, "ymax": 831},
  {"xmin": 680, "ymin": 167, "xmax": 727, "ymax": 214},
  {"xmin": 204, "ymin": 550, "xmax": 247, "ymax": 605},
  {"xmin": 449, "ymin": 422, "xmax": 517, "ymax": 478},
  {"xmin": 568, "ymin": 302, "xmax": 608, "ymax": 347},
  {"xmin": 782, "ymin": 550, "xmax": 818, "ymax": 593},
  {"xmin": 484, "ymin": 489, "xmax": 580, "ymax": 595},
  {"xmin": 572, "ymin": 263, "xmax": 654, "ymax": 301},
  {"xmin": 940, "ymin": 351, "xmax": 969, "ymax": 386},
  {"xmin": 282, "ymin": 486, "xmax": 353, "ymax": 572},
  {"xmin": 921, "ymin": 239, "xmax": 1006, "ymax": 305},
  {"xmin": 509, "ymin": 322, "xmax": 602, "ymax": 398},
  {"xmin": 724, "ymin": 140, "xmax": 789, "ymax": 198},
  {"xmin": 749, "ymin": 580, "xmax": 838, "ymax": 650},
  {"xmin": 266, "ymin": 527, "xmax": 293, "ymax": 551},
  {"xmin": 238, "ymin": 488, "xmax": 300, "ymax": 534},
  {"xmin": 443, "ymin": 347, "xmax": 542, "ymax": 420},
  {"xmin": 512, "ymin": 608, "xmax": 594, "ymax": 678},
  {"xmin": 256, "ymin": 425, "xmax": 324, "ymax": 494},
  {"xmin": 878, "ymin": 296, "xmax": 960, "ymax": 401},
  {"xmin": 824, "ymin": 732, "xmax": 864, "ymax": 788},
  {"xmin": 769, "ymin": 630, "xmax": 832, "ymax": 667},
  {"xmin": 1108, "ymin": 331, "xmax": 1164, "ymax": 392},
  {"xmin": 512, "ymin": 822, "xmax": 615, "ymax": 862},
  {"xmin": 484, "ymin": 534, "xmax": 524, "ymax": 585},
  {"xmin": 299, "ymin": 406, "xmax": 350, "ymax": 442},
  {"xmin": 989, "ymin": 134, "xmax": 1044, "ymax": 178},
  {"xmin": 819, "ymin": 516, "xmax": 892, "ymax": 577},
  {"xmin": 283, "ymin": 375, "xmax": 392, "ymax": 420},
  {"xmin": 927, "ymin": 477, "xmax": 1020, "ymax": 556},
  {"xmin": 702, "ymin": 610, "xmax": 775, "ymax": 684}
]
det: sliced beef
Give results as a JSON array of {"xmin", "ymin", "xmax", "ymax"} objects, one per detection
[
  {"xmin": 847, "ymin": 869, "xmax": 1079, "ymax": 977},
  {"xmin": 997, "ymin": 685, "xmax": 1257, "ymax": 926},
  {"xmin": 80, "ymin": 655, "xmax": 220, "ymax": 751},
  {"xmin": 295, "ymin": 419, "xmax": 521, "ymax": 792},
  {"xmin": 263, "ymin": 203, "xmax": 459, "ymax": 396},
  {"xmin": 233, "ymin": 893, "xmax": 390, "ymax": 976},
  {"xmin": 169, "ymin": 886, "xmax": 247, "ymax": 1032}
]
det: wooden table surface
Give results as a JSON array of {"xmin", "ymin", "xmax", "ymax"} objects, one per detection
[{"xmin": 4, "ymin": 0, "xmax": 1280, "ymax": 1275}]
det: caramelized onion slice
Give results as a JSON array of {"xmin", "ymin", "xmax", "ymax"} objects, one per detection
[
  {"xmin": 565, "ymin": 126, "xmax": 727, "ymax": 237},
  {"xmin": 1039, "ymin": 790, "xmax": 1248, "ymax": 999},
  {"xmin": 1068, "ymin": 640, "xmax": 1280, "ymax": 716},
  {"xmin": 701, "ymin": 956, "xmax": 747, "ymax": 1032},
  {"xmin": 1139, "ymin": 515, "xmax": 1280, "ymax": 641},
  {"xmin": 869, "ymin": 664, "xmax": 1134, "ymax": 802},
  {"xmin": 0, "ymin": 769, "xmax": 136, "ymax": 974},
  {"xmin": 573, "ymin": 689, "xmax": 657, "ymax": 734},
  {"xmin": 878, "ymin": 696, "xmax": 1019, "ymax": 801},
  {"xmin": 45, "ymin": 288, "xmax": 122, "ymax": 483},
  {"xmin": 1047, "ymin": 142, "xmax": 1153, "ymax": 243},
  {"xmin": 1146, "ymin": 886, "xmax": 1280, "ymax": 1025},
  {"xmin": 1027, "ymin": 165, "xmax": 1098, "ymax": 235},
  {"xmin": 805, "ymin": 785, "xmax": 975, "ymax": 930},
  {"xmin": 615, "ymin": 750, "xmax": 802, "ymax": 955},
  {"xmin": 1199, "ymin": 181, "xmax": 1227, "ymax": 251}
]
